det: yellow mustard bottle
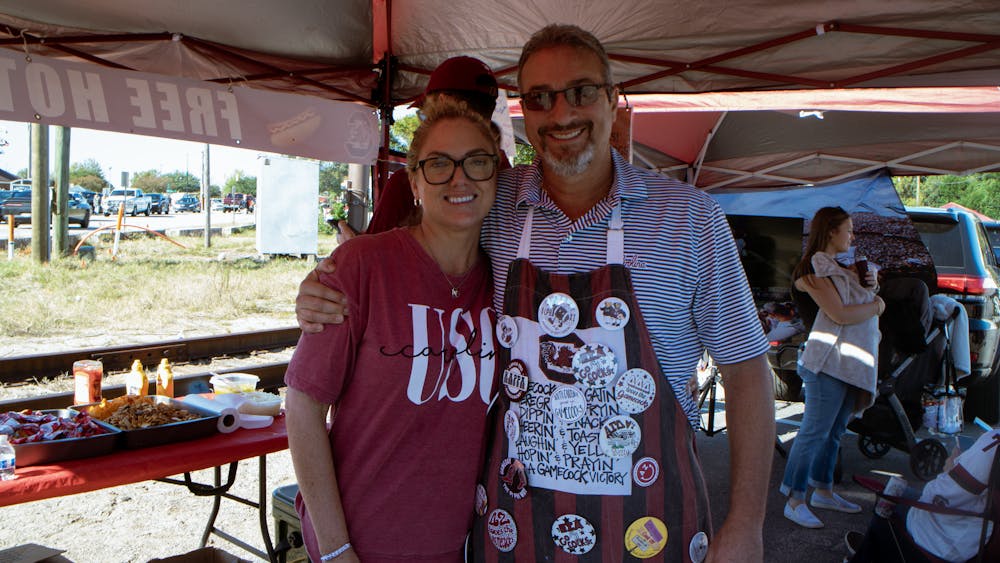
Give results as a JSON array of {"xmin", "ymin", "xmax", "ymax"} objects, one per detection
[
  {"xmin": 156, "ymin": 358, "xmax": 174, "ymax": 397},
  {"xmin": 125, "ymin": 359, "xmax": 148, "ymax": 396}
]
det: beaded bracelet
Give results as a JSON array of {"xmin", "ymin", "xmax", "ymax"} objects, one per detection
[{"xmin": 320, "ymin": 542, "xmax": 352, "ymax": 561}]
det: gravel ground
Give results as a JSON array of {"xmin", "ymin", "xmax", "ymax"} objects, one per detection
[{"xmin": 1, "ymin": 321, "xmax": 301, "ymax": 563}]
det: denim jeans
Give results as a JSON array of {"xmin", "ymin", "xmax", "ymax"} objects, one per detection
[{"xmin": 780, "ymin": 366, "xmax": 858, "ymax": 499}]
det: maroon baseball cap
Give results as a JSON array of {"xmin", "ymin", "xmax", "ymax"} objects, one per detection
[{"xmin": 415, "ymin": 56, "xmax": 498, "ymax": 109}]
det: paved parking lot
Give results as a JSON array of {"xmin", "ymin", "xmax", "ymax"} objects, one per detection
[{"xmin": 697, "ymin": 395, "xmax": 978, "ymax": 562}]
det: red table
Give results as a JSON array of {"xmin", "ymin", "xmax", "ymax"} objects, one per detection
[{"xmin": 0, "ymin": 416, "xmax": 289, "ymax": 561}]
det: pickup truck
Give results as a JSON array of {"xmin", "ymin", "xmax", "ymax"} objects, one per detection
[
  {"xmin": 222, "ymin": 192, "xmax": 247, "ymax": 213},
  {"xmin": 104, "ymin": 188, "xmax": 152, "ymax": 216}
]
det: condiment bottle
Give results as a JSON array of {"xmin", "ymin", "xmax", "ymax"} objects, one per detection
[
  {"xmin": 73, "ymin": 359, "xmax": 103, "ymax": 405},
  {"xmin": 125, "ymin": 359, "xmax": 148, "ymax": 396},
  {"xmin": 156, "ymin": 358, "xmax": 175, "ymax": 397}
]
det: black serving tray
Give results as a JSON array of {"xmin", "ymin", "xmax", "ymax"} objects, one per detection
[
  {"xmin": 10, "ymin": 409, "xmax": 121, "ymax": 466},
  {"xmin": 78, "ymin": 395, "xmax": 220, "ymax": 449}
]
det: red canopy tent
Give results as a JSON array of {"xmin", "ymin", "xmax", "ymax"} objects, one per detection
[{"xmin": 0, "ymin": 0, "xmax": 997, "ymax": 193}]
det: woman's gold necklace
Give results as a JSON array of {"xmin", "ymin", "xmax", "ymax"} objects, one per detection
[
  {"xmin": 415, "ymin": 226, "xmax": 476, "ymax": 297},
  {"xmin": 441, "ymin": 264, "xmax": 475, "ymax": 298}
]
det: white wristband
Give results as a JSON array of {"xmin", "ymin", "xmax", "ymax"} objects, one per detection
[{"xmin": 320, "ymin": 543, "xmax": 351, "ymax": 561}]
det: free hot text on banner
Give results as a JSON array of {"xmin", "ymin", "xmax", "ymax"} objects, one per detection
[{"xmin": 0, "ymin": 51, "xmax": 379, "ymax": 164}]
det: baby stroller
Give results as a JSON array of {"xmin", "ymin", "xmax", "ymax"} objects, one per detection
[{"xmin": 846, "ymin": 278, "xmax": 963, "ymax": 481}]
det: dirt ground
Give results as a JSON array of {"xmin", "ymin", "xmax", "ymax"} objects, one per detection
[
  {"xmin": 1, "ymin": 322, "xmax": 300, "ymax": 563},
  {"xmin": 0, "ymin": 450, "xmax": 299, "ymax": 562}
]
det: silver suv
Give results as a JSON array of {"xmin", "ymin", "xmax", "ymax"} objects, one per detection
[{"xmin": 907, "ymin": 206, "xmax": 1000, "ymax": 422}]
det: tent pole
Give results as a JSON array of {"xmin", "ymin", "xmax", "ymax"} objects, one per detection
[
  {"xmin": 691, "ymin": 111, "xmax": 727, "ymax": 187},
  {"xmin": 374, "ymin": 55, "xmax": 394, "ymax": 208},
  {"xmin": 371, "ymin": 0, "xmax": 394, "ymax": 207}
]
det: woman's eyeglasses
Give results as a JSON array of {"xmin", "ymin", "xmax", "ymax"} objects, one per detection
[
  {"xmin": 416, "ymin": 154, "xmax": 499, "ymax": 185},
  {"xmin": 520, "ymin": 84, "xmax": 612, "ymax": 112}
]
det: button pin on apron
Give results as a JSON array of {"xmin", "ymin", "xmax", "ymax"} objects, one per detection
[
  {"xmin": 538, "ymin": 292, "xmax": 579, "ymax": 337},
  {"xmin": 596, "ymin": 296, "xmax": 630, "ymax": 330},
  {"xmin": 551, "ymin": 513, "xmax": 597, "ymax": 555},
  {"xmin": 632, "ymin": 457, "xmax": 660, "ymax": 487},
  {"xmin": 689, "ymin": 531, "xmax": 710, "ymax": 563},
  {"xmin": 503, "ymin": 409, "xmax": 521, "ymax": 443},
  {"xmin": 572, "ymin": 343, "xmax": 618, "ymax": 388},
  {"xmin": 502, "ymin": 360, "xmax": 529, "ymax": 401},
  {"xmin": 600, "ymin": 415, "xmax": 642, "ymax": 458},
  {"xmin": 475, "ymin": 484, "xmax": 488, "ymax": 516},
  {"xmin": 499, "ymin": 457, "xmax": 528, "ymax": 499},
  {"xmin": 614, "ymin": 367, "xmax": 656, "ymax": 414},
  {"xmin": 487, "ymin": 508, "xmax": 518, "ymax": 552},
  {"xmin": 550, "ymin": 385, "xmax": 588, "ymax": 425},
  {"xmin": 497, "ymin": 314, "xmax": 518, "ymax": 348},
  {"xmin": 625, "ymin": 516, "xmax": 668, "ymax": 559}
]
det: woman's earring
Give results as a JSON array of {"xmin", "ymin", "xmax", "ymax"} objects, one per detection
[{"xmin": 414, "ymin": 198, "xmax": 421, "ymax": 207}]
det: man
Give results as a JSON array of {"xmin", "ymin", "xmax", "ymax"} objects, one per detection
[
  {"xmin": 363, "ymin": 55, "xmax": 501, "ymax": 235},
  {"xmin": 296, "ymin": 24, "xmax": 774, "ymax": 562}
]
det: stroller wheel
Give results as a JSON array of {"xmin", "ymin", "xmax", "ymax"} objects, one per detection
[
  {"xmin": 911, "ymin": 439, "xmax": 948, "ymax": 481},
  {"xmin": 857, "ymin": 435, "xmax": 891, "ymax": 459}
]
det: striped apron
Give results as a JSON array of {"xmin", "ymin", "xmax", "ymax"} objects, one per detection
[{"xmin": 471, "ymin": 206, "xmax": 712, "ymax": 562}]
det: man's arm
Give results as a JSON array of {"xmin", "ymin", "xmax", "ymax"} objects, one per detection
[
  {"xmin": 708, "ymin": 353, "xmax": 774, "ymax": 563},
  {"xmin": 295, "ymin": 221, "xmax": 359, "ymax": 333}
]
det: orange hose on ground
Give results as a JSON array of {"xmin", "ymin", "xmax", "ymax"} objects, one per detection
[{"xmin": 73, "ymin": 224, "xmax": 188, "ymax": 256}]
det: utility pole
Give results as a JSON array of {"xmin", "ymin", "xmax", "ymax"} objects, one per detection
[
  {"xmin": 202, "ymin": 143, "xmax": 211, "ymax": 248},
  {"xmin": 53, "ymin": 126, "xmax": 71, "ymax": 256},
  {"xmin": 915, "ymin": 176, "xmax": 922, "ymax": 206},
  {"xmin": 30, "ymin": 123, "xmax": 49, "ymax": 263},
  {"xmin": 346, "ymin": 163, "xmax": 369, "ymax": 233}
]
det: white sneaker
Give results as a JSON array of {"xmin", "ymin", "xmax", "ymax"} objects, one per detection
[
  {"xmin": 784, "ymin": 501, "xmax": 824, "ymax": 528},
  {"xmin": 810, "ymin": 491, "xmax": 863, "ymax": 514}
]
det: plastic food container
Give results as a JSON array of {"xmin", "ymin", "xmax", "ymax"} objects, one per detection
[
  {"xmin": 77, "ymin": 396, "xmax": 220, "ymax": 449},
  {"xmin": 7, "ymin": 409, "xmax": 120, "ymax": 466},
  {"xmin": 210, "ymin": 373, "xmax": 260, "ymax": 394},
  {"xmin": 238, "ymin": 391, "xmax": 283, "ymax": 416}
]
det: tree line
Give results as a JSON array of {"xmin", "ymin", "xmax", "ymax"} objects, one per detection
[{"xmin": 893, "ymin": 173, "xmax": 1000, "ymax": 219}]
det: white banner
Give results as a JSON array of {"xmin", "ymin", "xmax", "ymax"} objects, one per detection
[{"xmin": 0, "ymin": 51, "xmax": 380, "ymax": 164}]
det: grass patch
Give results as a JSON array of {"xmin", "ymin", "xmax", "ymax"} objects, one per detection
[{"xmin": 0, "ymin": 229, "xmax": 336, "ymax": 343}]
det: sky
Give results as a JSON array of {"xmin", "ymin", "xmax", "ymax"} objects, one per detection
[{"xmin": 0, "ymin": 119, "xmax": 268, "ymax": 187}]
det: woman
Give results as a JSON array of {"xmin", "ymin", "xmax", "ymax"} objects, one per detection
[
  {"xmin": 284, "ymin": 99, "xmax": 499, "ymax": 562},
  {"xmin": 781, "ymin": 206, "xmax": 885, "ymax": 529}
]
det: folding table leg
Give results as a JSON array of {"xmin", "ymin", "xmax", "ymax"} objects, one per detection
[
  {"xmin": 200, "ymin": 465, "xmax": 224, "ymax": 548},
  {"xmin": 258, "ymin": 455, "xmax": 276, "ymax": 562}
]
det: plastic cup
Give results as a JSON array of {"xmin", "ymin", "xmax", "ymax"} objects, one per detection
[
  {"xmin": 855, "ymin": 259, "xmax": 871, "ymax": 287},
  {"xmin": 875, "ymin": 475, "xmax": 907, "ymax": 518}
]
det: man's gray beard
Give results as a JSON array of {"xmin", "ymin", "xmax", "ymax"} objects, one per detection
[{"xmin": 542, "ymin": 143, "xmax": 595, "ymax": 178}]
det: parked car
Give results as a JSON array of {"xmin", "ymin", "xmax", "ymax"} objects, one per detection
[
  {"xmin": 907, "ymin": 206, "xmax": 1000, "ymax": 422},
  {"xmin": 222, "ymin": 192, "xmax": 247, "ymax": 212},
  {"xmin": 0, "ymin": 189, "xmax": 91, "ymax": 228},
  {"xmin": 210, "ymin": 198, "xmax": 224, "ymax": 212},
  {"xmin": 174, "ymin": 194, "xmax": 201, "ymax": 213},
  {"xmin": 983, "ymin": 220, "xmax": 1000, "ymax": 264},
  {"xmin": 104, "ymin": 188, "xmax": 152, "ymax": 216},
  {"xmin": 73, "ymin": 189, "xmax": 98, "ymax": 209},
  {"xmin": 146, "ymin": 193, "xmax": 170, "ymax": 214}
]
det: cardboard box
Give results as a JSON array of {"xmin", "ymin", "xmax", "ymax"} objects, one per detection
[
  {"xmin": 147, "ymin": 547, "xmax": 251, "ymax": 563},
  {"xmin": 0, "ymin": 543, "xmax": 70, "ymax": 563}
]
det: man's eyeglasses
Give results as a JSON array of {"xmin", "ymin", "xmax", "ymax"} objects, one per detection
[
  {"xmin": 520, "ymin": 84, "xmax": 612, "ymax": 112},
  {"xmin": 416, "ymin": 154, "xmax": 499, "ymax": 185}
]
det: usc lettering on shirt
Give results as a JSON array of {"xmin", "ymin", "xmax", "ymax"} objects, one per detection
[{"xmin": 379, "ymin": 303, "xmax": 495, "ymax": 406}]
